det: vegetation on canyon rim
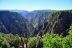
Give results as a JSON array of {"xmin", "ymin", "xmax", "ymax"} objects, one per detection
[{"xmin": 0, "ymin": 26, "xmax": 72, "ymax": 48}]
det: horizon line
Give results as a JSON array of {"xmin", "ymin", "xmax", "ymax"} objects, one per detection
[{"xmin": 0, "ymin": 8, "xmax": 72, "ymax": 11}]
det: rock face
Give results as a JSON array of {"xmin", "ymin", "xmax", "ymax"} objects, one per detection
[
  {"xmin": 48, "ymin": 11, "xmax": 72, "ymax": 36},
  {"xmin": 0, "ymin": 10, "xmax": 72, "ymax": 37},
  {"xmin": 0, "ymin": 11, "xmax": 30, "ymax": 37}
]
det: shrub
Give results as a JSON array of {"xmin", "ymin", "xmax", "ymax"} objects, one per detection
[
  {"xmin": 43, "ymin": 26, "xmax": 72, "ymax": 48},
  {"xmin": 0, "ymin": 33, "xmax": 11, "ymax": 48},
  {"xmin": 43, "ymin": 33, "xmax": 62, "ymax": 48},
  {"xmin": 27, "ymin": 36, "xmax": 43, "ymax": 48}
]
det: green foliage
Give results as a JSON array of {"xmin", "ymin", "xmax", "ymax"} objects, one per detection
[
  {"xmin": 0, "ymin": 26, "xmax": 72, "ymax": 48},
  {"xmin": 0, "ymin": 33, "xmax": 21, "ymax": 48},
  {"xmin": 27, "ymin": 36, "xmax": 43, "ymax": 48},
  {"xmin": 0, "ymin": 33, "xmax": 11, "ymax": 48},
  {"xmin": 43, "ymin": 33, "xmax": 62, "ymax": 48},
  {"xmin": 43, "ymin": 26, "xmax": 72, "ymax": 48}
]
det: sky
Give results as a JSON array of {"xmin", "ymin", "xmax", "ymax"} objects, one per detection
[{"xmin": 0, "ymin": 0, "xmax": 72, "ymax": 11}]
